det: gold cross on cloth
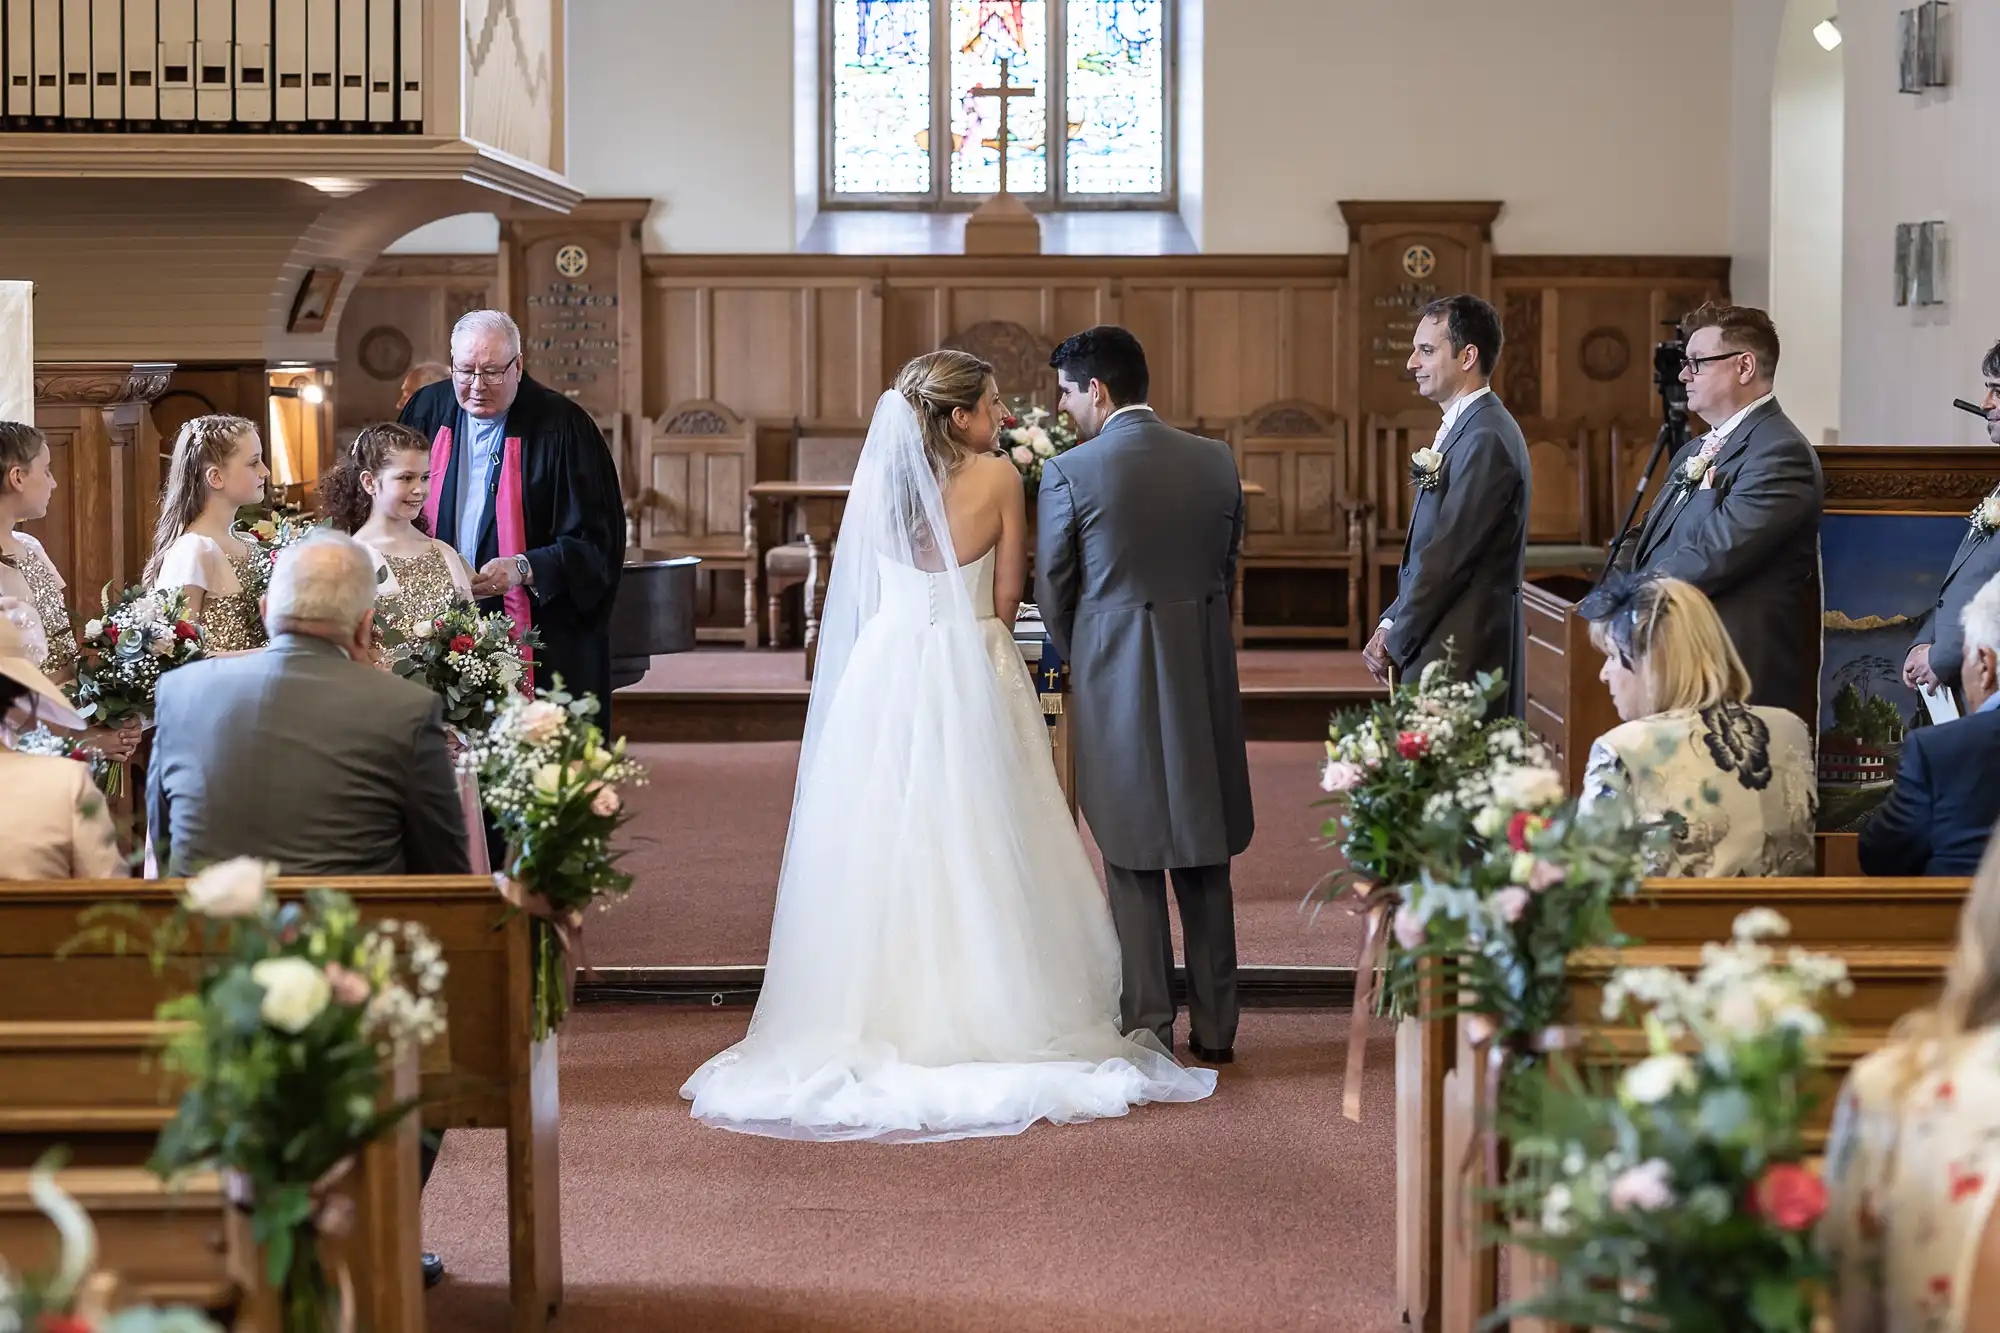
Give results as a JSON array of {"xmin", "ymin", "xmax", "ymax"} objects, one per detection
[{"xmin": 966, "ymin": 57, "xmax": 1034, "ymax": 196}]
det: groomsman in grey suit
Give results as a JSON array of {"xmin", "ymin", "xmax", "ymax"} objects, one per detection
[
  {"xmin": 1905, "ymin": 338, "xmax": 2000, "ymax": 700},
  {"xmin": 1037, "ymin": 326, "xmax": 1254, "ymax": 1064},
  {"xmin": 1362, "ymin": 295, "xmax": 1532, "ymax": 716},
  {"xmin": 1607, "ymin": 303, "xmax": 1824, "ymax": 725}
]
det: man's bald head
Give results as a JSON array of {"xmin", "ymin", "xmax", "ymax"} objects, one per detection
[{"xmin": 266, "ymin": 531, "xmax": 379, "ymax": 653}]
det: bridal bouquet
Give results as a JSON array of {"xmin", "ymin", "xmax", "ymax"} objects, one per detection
[
  {"xmin": 68, "ymin": 584, "xmax": 204, "ymax": 794},
  {"xmin": 379, "ymin": 602, "xmax": 541, "ymax": 734},
  {"xmin": 1, "ymin": 1151, "xmax": 221, "ymax": 1333},
  {"xmin": 998, "ymin": 401, "xmax": 1078, "ymax": 486},
  {"xmin": 233, "ymin": 512, "xmax": 320, "ymax": 601},
  {"xmin": 138, "ymin": 859, "xmax": 445, "ymax": 1333},
  {"xmin": 1497, "ymin": 910, "xmax": 1849, "ymax": 1333},
  {"xmin": 466, "ymin": 681, "xmax": 649, "ymax": 1038}
]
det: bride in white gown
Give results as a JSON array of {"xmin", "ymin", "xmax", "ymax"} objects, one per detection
[{"xmin": 681, "ymin": 351, "xmax": 1216, "ymax": 1141}]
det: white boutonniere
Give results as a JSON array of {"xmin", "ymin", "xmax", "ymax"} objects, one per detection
[
  {"xmin": 1676, "ymin": 453, "xmax": 1713, "ymax": 496},
  {"xmin": 1409, "ymin": 447, "xmax": 1444, "ymax": 492},
  {"xmin": 1970, "ymin": 490, "xmax": 2000, "ymax": 536}
]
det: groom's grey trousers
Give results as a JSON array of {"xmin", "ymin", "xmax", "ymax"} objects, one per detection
[{"xmin": 1103, "ymin": 860, "xmax": 1239, "ymax": 1051}]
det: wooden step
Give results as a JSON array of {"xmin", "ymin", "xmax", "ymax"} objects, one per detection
[{"xmin": 0, "ymin": 1166, "xmax": 231, "ymax": 1311}]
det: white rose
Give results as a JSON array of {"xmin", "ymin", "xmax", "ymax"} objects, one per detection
[
  {"xmin": 1011, "ymin": 445, "xmax": 1035, "ymax": 468},
  {"xmin": 149, "ymin": 633, "xmax": 175, "ymax": 657},
  {"xmin": 532, "ymin": 762, "xmax": 564, "ymax": 798},
  {"xmin": 1472, "ymin": 805, "xmax": 1506, "ymax": 839},
  {"xmin": 414, "ymin": 620, "xmax": 435, "ymax": 639},
  {"xmin": 1509, "ymin": 850, "xmax": 1538, "ymax": 884},
  {"xmin": 83, "ymin": 618, "xmax": 103, "ymax": 640},
  {"xmin": 1321, "ymin": 760, "xmax": 1365, "ymax": 793},
  {"xmin": 1619, "ymin": 1052, "xmax": 1693, "ymax": 1106},
  {"xmin": 493, "ymin": 656, "xmax": 523, "ymax": 687},
  {"xmin": 1980, "ymin": 495, "xmax": 2000, "ymax": 529},
  {"xmin": 251, "ymin": 957, "xmax": 332, "ymax": 1034},
  {"xmin": 1683, "ymin": 454, "xmax": 1709, "ymax": 483},
  {"xmin": 181, "ymin": 857, "xmax": 272, "ymax": 918},
  {"xmin": 1411, "ymin": 446, "xmax": 1443, "ymax": 473},
  {"xmin": 517, "ymin": 700, "xmax": 566, "ymax": 746},
  {"xmin": 1030, "ymin": 429, "xmax": 1056, "ymax": 458},
  {"xmin": 1491, "ymin": 763, "xmax": 1563, "ymax": 812}
]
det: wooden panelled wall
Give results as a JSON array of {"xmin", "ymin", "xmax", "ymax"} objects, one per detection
[{"xmin": 338, "ymin": 252, "xmax": 1726, "ymax": 633}]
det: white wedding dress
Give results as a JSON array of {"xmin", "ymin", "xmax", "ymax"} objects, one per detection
[{"xmin": 681, "ymin": 392, "xmax": 1215, "ymax": 1143}]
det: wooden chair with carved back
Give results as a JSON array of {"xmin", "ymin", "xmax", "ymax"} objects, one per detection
[
  {"xmin": 763, "ymin": 419, "xmax": 868, "ymax": 649},
  {"xmin": 1228, "ymin": 400, "xmax": 1367, "ymax": 647},
  {"xmin": 1361, "ymin": 408, "xmax": 1437, "ymax": 630},
  {"xmin": 634, "ymin": 400, "xmax": 758, "ymax": 648},
  {"xmin": 1516, "ymin": 417, "xmax": 1606, "ymax": 582}
]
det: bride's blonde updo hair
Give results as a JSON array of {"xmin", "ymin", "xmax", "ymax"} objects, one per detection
[{"xmin": 896, "ymin": 350, "xmax": 995, "ymax": 480}]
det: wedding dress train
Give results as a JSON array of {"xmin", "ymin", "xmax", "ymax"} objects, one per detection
[{"xmin": 680, "ymin": 547, "xmax": 1216, "ymax": 1141}]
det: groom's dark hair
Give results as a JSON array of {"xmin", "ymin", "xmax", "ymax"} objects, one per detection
[
  {"xmin": 1419, "ymin": 294, "xmax": 1505, "ymax": 379},
  {"xmin": 1050, "ymin": 326, "xmax": 1149, "ymax": 407}
]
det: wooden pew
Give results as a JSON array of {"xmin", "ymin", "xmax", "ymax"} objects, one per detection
[
  {"xmin": 0, "ymin": 1021, "xmax": 424, "ymax": 1331},
  {"xmin": 0, "ymin": 877, "xmax": 559, "ymax": 1333},
  {"xmin": 1435, "ymin": 875, "xmax": 1965, "ymax": 1333}
]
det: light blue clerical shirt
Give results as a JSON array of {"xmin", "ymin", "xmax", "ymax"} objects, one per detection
[
  {"xmin": 1979, "ymin": 691, "xmax": 2000, "ymax": 715},
  {"xmin": 454, "ymin": 412, "xmax": 508, "ymax": 567}
]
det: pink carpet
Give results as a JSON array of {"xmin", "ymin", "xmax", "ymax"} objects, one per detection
[
  {"xmin": 595, "ymin": 740, "xmax": 1361, "ymax": 968},
  {"xmin": 421, "ymin": 1006, "xmax": 1397, "ymax": 1332}
]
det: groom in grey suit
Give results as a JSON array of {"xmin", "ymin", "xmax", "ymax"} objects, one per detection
[
  {"xmin": 1605, "ymin": 302, "xmax": 1824, "ymax": 725},
  {"xmin": 1038, "ymin": 326, "xmax": 1254, "ymax": 1063},
  {"xmin": 1363, "ymin": 295, "xmax": 1532, "ymax": 716},
  {"xmin": 1905, "ymin": 338, "xmax": 2000, "ymax": 701}
]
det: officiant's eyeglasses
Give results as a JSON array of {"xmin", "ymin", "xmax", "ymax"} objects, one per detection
[
  {"xmin": 1679, "ymin": 350, "xmax": 1747, "ymax": 377},
  {"xmin": 451, "ymin": 356, "xmax": 519, "ymax": 383}
]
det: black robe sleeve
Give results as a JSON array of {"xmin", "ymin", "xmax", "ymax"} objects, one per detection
[{"xmin": 521, "ymin": 384, "xmax": 625, "ymax": 627}]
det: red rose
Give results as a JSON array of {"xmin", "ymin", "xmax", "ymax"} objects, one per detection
[
  {"xmin": 1506, "ymin": 810, "xmax": 1548, "ymax": 851},
  {"xmin": 38, "ymin": 1315, "xmax": 95, "ymax": 1333},
  {"xmin": 1395, "ymin": 731, "xmax": 1431, "ymax": 760},
  {"xmin": 174, "ymin": 620, "xmax": 199, "ymax": 640},
  {"xmin": 1749, "ymin": 1162, "xmax": 1828, "ymax": 1231},
  {"xmin": 449, "ymin": 634, "xmax": 476, "ymax": 654}
]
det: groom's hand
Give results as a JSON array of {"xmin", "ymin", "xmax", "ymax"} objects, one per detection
[{"xmin": 1362, "ymin": 627, "xmax": 1392, "ymax": 684}]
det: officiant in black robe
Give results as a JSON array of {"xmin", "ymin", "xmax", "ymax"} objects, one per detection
[{"xmin": 399, "ymin": 310, "xmax": 625, "ymax": 728}]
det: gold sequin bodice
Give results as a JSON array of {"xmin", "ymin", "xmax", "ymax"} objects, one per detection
[
  {"xmin": 377, "ymin": 546, "xmax": 462, "ymax": 639},
  {"xmin": 3, "ymin": 537, "xmax": 77, "ymax": 679},
  {"xmin": 200, "ymin": 551, "xmax": 269, "ymax": 652}
]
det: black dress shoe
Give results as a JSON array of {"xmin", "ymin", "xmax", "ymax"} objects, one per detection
[
  {"xmin": 422, "ymin": 1252, "xmax": 445, "ymax": 1289},
  {"xmin": 1189, "ymin": 1040, "xmax": 1234, "ymax": 1064}
]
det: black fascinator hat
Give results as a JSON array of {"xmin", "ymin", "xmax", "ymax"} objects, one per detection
[{"xmin": 1575, "ymin": 571, "xmax": 1658, "ymax": 668}]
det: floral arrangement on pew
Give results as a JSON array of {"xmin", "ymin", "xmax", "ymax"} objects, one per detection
[
  {"xmin": 1317, "ymin": 658, "xmax": 1531, "ymax": 1010},
  {"xmin": 997, "ymin": 399, "xmax": 1078, "ymax": 488},
  {"xmin": 134, "ymin": 859, "xmax": 446, "ymax": 1333},
  {"xmin": 378, "ymin": 603, "xmax": 542, "ymax": 735},
  {"xmin": 1494, "ymin": 909, "xmax": 1851, "ymax": 1333},
  {"xmin": 466, "ymin": 680, "xmax": 649, "ymax": 1040},
  {"xmin": 67, "ymin": 584, "xmax": 205, "ymax": 795},
  {"xmin": 1388, "ymin": 769, "xmax": 1656, "ymax": 1087},
  {"xmin": 0, "ymin": 1150, "xmax": 222, "ymax": 1333}
]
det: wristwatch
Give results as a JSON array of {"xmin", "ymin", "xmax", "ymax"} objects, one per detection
[{"xmin": 513, "ymin": 553, "xmax": 533, "ymax": 587}]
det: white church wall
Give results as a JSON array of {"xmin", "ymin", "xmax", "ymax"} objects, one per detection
[
  {"xmin": 1842, "ymin": 0, "xmax": 1999, "ymax": 444},
  {"xmin": 388, "ymin": 0, "xmax": 1740, "ymax": 258},
  {"xmin": 1730, "ymin": 0, "xmax": 1788, "ymax": 309},
  {"xmin": 1767, "ymin": 0, "xmax": 1843, "ymax": 445}
]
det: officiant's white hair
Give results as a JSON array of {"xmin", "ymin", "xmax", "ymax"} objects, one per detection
[
  {"xmin": 451, "ymin": 309, "xmax": 521, "ymax": 358},
  {"xmin": 267, "ymin": 531, "xmax": 377, "ymax": 636},
  {"xmin": 1964, "ymin": 575, "xmax": 2000, "ymax": 658}
]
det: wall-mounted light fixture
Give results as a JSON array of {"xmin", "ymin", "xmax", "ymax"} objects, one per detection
[
  {"xmin": 1813, "ymin": 17, "xmax": 1841, "ymax": 50},
  {"xmin": 1894, "ymin": 221, "xmax": 1946, "ymax": 307},
  {"xmin": 1898, "ymin": 1, "xmax": 1949, "ymax": 92}
]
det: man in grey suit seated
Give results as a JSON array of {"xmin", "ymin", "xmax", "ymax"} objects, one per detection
[
  {"xmin": 1904, "ymin": 337, "xmax": 2000, "ymax": 703},
  {"xmin": 1038, "ymin": 326, "xmax": 1254, "ymax": 1064},
  {"xmin": 148, "ymin": 529, "xmax": 469, "ymax": 877},
  {"xmin": 1363, "ymin": 294, "xmax": 1532, "ymax": 716},
  {"xmin": 1603, "ymin": 302, "xmax": 1824, "ymax": 726}
]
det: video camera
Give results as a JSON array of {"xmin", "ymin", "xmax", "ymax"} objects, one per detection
[{"xmin": 1654, "ymin": 330, "xmax": 1689, "ymax": 419}]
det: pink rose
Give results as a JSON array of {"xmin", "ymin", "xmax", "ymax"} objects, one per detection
[
  {"xmin": 1392, "ymin": 904, "xmax": 1426, "ymax": 950},
  {"xmin": 1609, "ymin": 1159, "xmax": 1675, "ymax": 1213},
  {"xmin": 322, "ymin": 961, "xmax": 371, "ymax": 1007},
  {"xmin": 1493, "ymin": 886, "xmax": 1530, "ymax": 924},
  {"xmin": 1321, "ymin": 760, "xmax": 1365, "ymax": 793},
  {"xmin": 1527, "ymin": 858, "xmax": 1566, "ymax": 893},
  {"xmin": 590, "ymin": 784, "xmax": 622, "ymax": 818}
]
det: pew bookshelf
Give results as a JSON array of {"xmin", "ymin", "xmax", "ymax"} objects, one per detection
[{"xmin": 0, "ymin": 876, "xmax": 553, "ymax": 1333}]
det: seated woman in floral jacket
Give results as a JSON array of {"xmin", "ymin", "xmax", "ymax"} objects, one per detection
[{"xmin": 1578, "ymin": 574, "xmax": 1816, "ymax": 877}]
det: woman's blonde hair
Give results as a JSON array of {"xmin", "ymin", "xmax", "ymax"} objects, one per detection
[
  {"xmin": 1882, "ymin": 838, "xmax": 2000, "ymax": 1096},
  {"xmin": 1586, "ymin": 576, "xmax": 1751, "ymax": 715},
  {"xmin": 895, "ymin": 350, "xmax": 996, "ymax": 482},
  {"xmin": 145, "ymin": 414, "xmax": 259, "ymax": 584}
]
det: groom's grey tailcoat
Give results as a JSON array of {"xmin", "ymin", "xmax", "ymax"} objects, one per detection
[
  {"xmin": 1615, "ymin": 398, "xmax": 1824, "ymax": 725},
  {"xmin": 1911, "ymin": 520, "xmax": 2000, "ymax": 691},
  {"xmin": 1035, "ymin": 409, "xmax": 1254, "ymax": 872},
  {"xmin": 1381, "ymin": 392, "xmax": 1533, "ymax": 717}
]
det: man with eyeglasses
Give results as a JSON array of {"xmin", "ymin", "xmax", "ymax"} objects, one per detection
[
  {"xmin": 1600, "ymin": 301, "xmax": 1824, "ymax": 729},
  {"xmin": 1903, "ymin": 338, "xmax": 2000, "ymax": 703},
  {"xmin": 399, "ymin": 309, "xmax": 625, "ymax": 728}
]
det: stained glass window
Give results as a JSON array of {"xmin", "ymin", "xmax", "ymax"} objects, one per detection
[
  {"xmin": 1063, "ymin": 0, "xmax": 1165, "ymax": 195},
  {"xmin": 824, "ymin": 0, "xmax": 1171, "ymax": 204},
  {"xmin": 830, "ymin": 0, "xmax": 934, "ymax": 195}
]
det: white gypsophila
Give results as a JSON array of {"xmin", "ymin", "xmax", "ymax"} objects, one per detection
[
  {"xmin": 1489, "ymin": 761, "xmax": 1564, "ymax": 812},
  {"xmin": 1541, "ymin": 1183, "xmax": 1575, "ymax": 1237}
]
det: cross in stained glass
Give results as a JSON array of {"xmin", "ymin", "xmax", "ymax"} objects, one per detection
[{"xmin": 965, "ymin": 57, "xmax": 1036, "ymax": 196}]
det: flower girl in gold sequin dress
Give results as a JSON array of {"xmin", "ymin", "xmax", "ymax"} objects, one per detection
[
  {"xmin": 145, "ymin": 415, "xmax": 273, "ymax": 654},
  {"xmin": 324, "ymin": 422, "xmax": 489, "ymax": 873}
]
